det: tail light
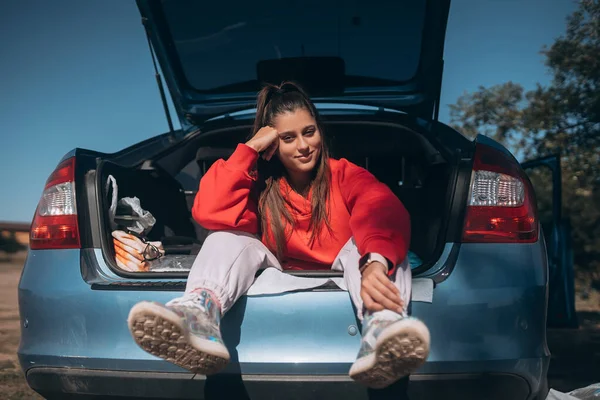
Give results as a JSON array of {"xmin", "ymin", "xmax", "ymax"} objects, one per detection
[
  {"xmin": 462, "ymin": 144, "xmax": 538, "ymax": 243},
  {"xmin": 30, "ymin": 157, "xmax": 80, "ymax": 249}
]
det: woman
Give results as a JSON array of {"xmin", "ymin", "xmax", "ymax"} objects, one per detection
[{"xmin": 128, "ymin": 82, "xmax": 430, "ymax": 389}]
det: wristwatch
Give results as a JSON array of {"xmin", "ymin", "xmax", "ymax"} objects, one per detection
[{"xmin": 359, "ymin": 252, "xmax": 391, "ymax": 275}]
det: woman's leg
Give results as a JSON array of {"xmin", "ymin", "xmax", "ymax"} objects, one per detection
[
  {"xmin": 127, "ymin": 230, "xmax": 281, "ymax": 375},
  {"xmin": 332, "ymin": 238, "xmax": 429, "ymax": 390},
  {"xmin": 182, "ymin": 230, "xmax": 282, "ymax": 313},
  {"xmin": 331, "ymin": 238, "xmax": 412, "ymax": 321}
]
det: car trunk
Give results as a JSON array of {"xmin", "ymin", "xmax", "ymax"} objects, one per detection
[
  {"xmin": 80, "ymin": 109, "xmax": 469, "ymax": 379},
  {"xmin": 94, "ymin": 110, "xmax": 463, "ymax": 278},
  {"xmin": 111, "ymin": 0, "xmax": 458, "ymax": 278}
]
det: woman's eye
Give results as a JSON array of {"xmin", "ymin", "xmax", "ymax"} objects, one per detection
[
  {"xmin": 282, "ymin": 136, "xmax": 294, "ymax": 142},
  {"xmin": 303, "ymin": 129, "xmax": 315, "ymax": 136}
]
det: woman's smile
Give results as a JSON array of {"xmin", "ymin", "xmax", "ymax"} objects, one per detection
[{"xmin": 295, "ymin": 150, "xmax": 314, "ymax": 161}]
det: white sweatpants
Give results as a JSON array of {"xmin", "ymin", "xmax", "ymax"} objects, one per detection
[{"xmin": 184, "ymin": 230, "xmax": 412, "ymax": 321}]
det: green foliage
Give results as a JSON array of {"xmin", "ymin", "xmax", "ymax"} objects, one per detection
[
  {"xmin": 449, "ymin": 82, "xmax": 525, "ymax": 149},
  {"xmin": 0, "ymin": 233, "xmax": 26, "ymax": 255},
  {"xmin": 449, "ymin": 0, "xmax": 600, "ymax": 278}
]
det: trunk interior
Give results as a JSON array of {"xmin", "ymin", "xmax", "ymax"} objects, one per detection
[{"xmin": 97, "ymin": 114, "xmax": 459, "ymax": 276}]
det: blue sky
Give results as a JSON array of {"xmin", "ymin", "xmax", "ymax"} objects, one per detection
[{"xmin": 0, "ymin": 0, "xmax": 576, "ymax": 223}]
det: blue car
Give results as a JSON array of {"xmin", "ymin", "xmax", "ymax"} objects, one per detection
[{"xmin": 18, "ymin": 0, "xmax": 576, "ymax": 399}]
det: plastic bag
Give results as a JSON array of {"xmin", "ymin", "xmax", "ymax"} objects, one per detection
[
  {"xmin": 569, "ymin": 384, "xmax": 600, "ymax": 400},
  {"xmin": 105, "ymin": 175, "xmax": 156, "ymax": 235},
  {"xmin": 106, "ymin": 175, "xmax": 119, "ymax": 231},
  {"xmin": 112, "ymin": 230, "xmax": 165, "ymax": 272},
  {"xmin": 546, "ymin": 384, "xmax": 600, "ymax": 400},
  {"xmin": 114, "ymin": 197, "xmax": 156, "ymax": 235},
  {"xmin": 547, "ymin": 389, "xmax": 581, "ymax": 400},
  {"xmin": 148, "ymin": 254, "xmax": 196, "ymax": 272}
]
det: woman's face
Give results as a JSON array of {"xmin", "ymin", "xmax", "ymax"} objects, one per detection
[{"xmin": 272, "ymin": 108, "xmax": 322, "ymax": 176}]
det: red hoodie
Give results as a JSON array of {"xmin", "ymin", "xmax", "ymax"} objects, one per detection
[{"xmin": 192, "ymin": 144, "xmax": 410, "ymax": 273}]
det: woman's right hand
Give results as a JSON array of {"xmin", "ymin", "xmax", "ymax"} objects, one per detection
[{"xmin": 246, "ymin": 126, "xmax": 279, "ymax": 161}]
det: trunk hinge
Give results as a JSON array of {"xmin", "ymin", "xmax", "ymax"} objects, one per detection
[
  {"xmin": 433, "ymin": 59, "xmax": 444, "ymax": 122},
  {"xmin": 141, "ymin": 17, "xmax": 176, "ymax": 140}
]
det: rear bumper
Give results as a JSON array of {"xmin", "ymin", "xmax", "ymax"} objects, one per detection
[
  {"xmin": 27, "ymin": 367, "xmax": 534, "ymax": 400},
  {"xmin": 19, "ymin": 244, "xmax": 550, "ymax": 400}
]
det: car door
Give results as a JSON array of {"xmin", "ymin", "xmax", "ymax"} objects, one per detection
[{"xmin": 522, "ymin": 155, "xmax": 578, "ymax": 329}]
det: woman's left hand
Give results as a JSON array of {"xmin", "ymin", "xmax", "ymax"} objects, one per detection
[{"xmin": 360, "ymin": 261, "xmax": 404, "ymax": 314}]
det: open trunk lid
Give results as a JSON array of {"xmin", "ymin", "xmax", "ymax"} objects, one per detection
[{"xmin": 136, "ymin": 0, "xmax": 451, "ymax": 126}]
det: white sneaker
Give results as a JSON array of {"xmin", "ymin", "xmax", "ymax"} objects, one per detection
[
  {"xmin": 127, "ymin": 290, "xmax": 230, "ymax": 375},
  {"xmin": 349, "ymin": 310, "xmax": 430, "ymax": 389}
]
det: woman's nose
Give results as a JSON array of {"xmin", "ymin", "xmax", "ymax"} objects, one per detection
[{"xmin": 297, "ymin": 137, "xmax": 309, "ymax": 152}]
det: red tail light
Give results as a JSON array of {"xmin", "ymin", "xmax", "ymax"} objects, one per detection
[
  {"xmin": 462, "ymin": 144, "xmax": 538, "ymax": 243},
  {"xmin": 30, "ymin": 157, "xmax": 80, "ymax": 250}
]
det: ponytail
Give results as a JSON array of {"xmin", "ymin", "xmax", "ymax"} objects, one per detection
[{"xmin": 252, "ymin": 81, "xmax": 318, "ymax": 136}]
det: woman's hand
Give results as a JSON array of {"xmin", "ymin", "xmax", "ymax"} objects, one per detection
[
  {"xmin": 360, "ymin": 261, "xmax": 404, "ymax": 314},
  {"xmin": 246, "ymin": 126, "xmax": 279, "ymax": 161}
]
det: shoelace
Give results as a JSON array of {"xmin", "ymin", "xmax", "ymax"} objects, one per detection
[
  {"xmin": 168, "ymin": 293, "xmax": 221, "ymax": 326},
  {"xmin": 361, "ymin": 310, "xmax": 404, "ymax": 344},
  {"xmin": 169, "ymin": 293, "xmax": 206, "ymax": 309}
]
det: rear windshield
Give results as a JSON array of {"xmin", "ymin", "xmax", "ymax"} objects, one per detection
[{"xmin": 161, "ymin": 0, "xmax": 426, "ymax": 93}]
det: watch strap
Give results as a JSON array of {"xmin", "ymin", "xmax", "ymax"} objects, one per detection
[{"xmin": 359, "ymin": 252, "xmax": 390, "ymax": 274}]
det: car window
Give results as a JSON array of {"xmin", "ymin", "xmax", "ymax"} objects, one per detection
[{"xmin": 161, "ymin": 0, "xmax": 426, "ymax": 92}]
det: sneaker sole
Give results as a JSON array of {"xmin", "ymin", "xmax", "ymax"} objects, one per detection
[
  {"xmin": 349, "ymin": 318, "xmax": 430, "ymax": 389},
  {"xmin": 127, "ymin": 301, "xmax": 229, "ymax": 375}
]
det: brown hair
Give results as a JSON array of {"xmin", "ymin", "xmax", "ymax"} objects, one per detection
[{"xmin": 252, "ymin": 81, "xmax": 332, "ymax": 261}]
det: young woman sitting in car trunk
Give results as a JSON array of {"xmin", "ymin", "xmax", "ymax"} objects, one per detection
[{"xmin": 127, "ymin": 81, "xmax": 431, "ymax": 389}]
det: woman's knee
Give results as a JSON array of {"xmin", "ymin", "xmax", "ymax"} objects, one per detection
[
  {"xmin": 200, "ymin": 230, "xmax": 276, "ymax": 261},
  {"xmin": 203, "ymin": 230, "xmax": 261, "ymax": 248}
]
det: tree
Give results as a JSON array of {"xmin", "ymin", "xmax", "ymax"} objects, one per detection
[
  {"xmin": 449, "ymin": 0, "xmax": 600, "ymax": 281},
  {"xmin": 0, "ymin": 232, "xmax": 26, "ymax": 257},
  {"xmin": 449, "ymin": 82, "xmax": 529, "ymax": 156}
]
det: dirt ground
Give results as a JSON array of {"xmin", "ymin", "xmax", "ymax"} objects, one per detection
[
  {"xmin": 0, "ymin": 253, "xmax": 42, "ymax": 400},
  {"xmin": 0, "ymin": 252, "xmax": 598, "ymax": 400}
]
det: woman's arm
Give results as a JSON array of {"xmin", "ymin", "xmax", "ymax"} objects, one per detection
[
  {"xmin": 338, "ymin": 159, "xmax": 411, "ymax": 274},
  {"xmin": 338, "ymin": 159, "xmax": 411, "ymax": 313},
  {"xmin": 192, "ymin": 143, "xmax": 261, "ymax": 234},
  {"xmin": 192, "ymin": 127, "xmax": 279, "ymax": 234}
]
